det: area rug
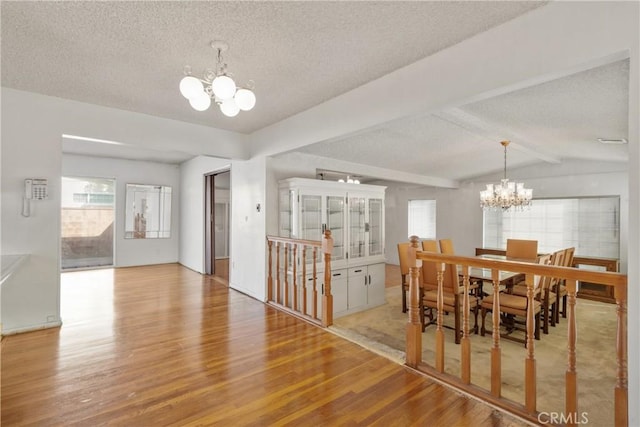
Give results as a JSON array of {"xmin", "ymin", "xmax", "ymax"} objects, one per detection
[{"xmin": 331, "ymin": 285, "xmax": 617, "ymax": 426}]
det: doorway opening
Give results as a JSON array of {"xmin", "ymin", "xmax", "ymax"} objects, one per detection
[
  {"xmin": 61, "ymin": 176, "xmax": 115, "ymax": 270},
  {"xmin": 205, "ymin": 170, "xmax": 230, "ymax": 280}
]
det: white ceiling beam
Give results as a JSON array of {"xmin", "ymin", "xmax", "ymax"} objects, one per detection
[
  {"xmin": 434, "ymin": 108, "xmax": 562, "ymax": 164},
  {"xmin": 248, "ymin": 2, "xmax": 636, "ymax": 160}
]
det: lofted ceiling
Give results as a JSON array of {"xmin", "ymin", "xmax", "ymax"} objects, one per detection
[
  {"xmin": 0, "ymin": 1, "xmax": 629, "ymax": 183},
  {"xmin": 296, "ymin": 59, "xmax": 630, "ymax": 181}
]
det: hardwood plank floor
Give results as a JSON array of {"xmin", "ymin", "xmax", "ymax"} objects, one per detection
[{"xmin": 1, "ymin": 264, "xmax": 524, "ymax": 426}]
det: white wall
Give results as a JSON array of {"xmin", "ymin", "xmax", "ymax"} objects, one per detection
[
  {"xmin": 0, "ymin": 89, "xmax": 247, "ymax": 334},
  {"xmin": 63, "ymin": 154, "xmax": 180, "ymax": 267},
  {"xmin": 385, "ymin": 166, "xmax": 629, "ymax": 269},
  {"xmin": 230, "ymin": 156, "xmax": 267, "ymax": 300},
  {"xmin": 1, "ymin": 93, "xmax": 63, "ymax": 334},
  {"xmin": 179, "ymin": 155, "xmax": 230, "ymax": 273}
]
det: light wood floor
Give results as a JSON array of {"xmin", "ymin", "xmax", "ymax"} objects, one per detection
[{"xmin": 1, "ymin": 264, "xmax": 523, "ymax": 426}]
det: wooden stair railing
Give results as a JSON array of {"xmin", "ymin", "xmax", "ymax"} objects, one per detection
[
  {"xmin": 405, "ymin": 236, "xmax": 628, "ymax": 427},
  {"xmin": 266, "ymin": 230, "xmax": 334, "ymax": 327}
]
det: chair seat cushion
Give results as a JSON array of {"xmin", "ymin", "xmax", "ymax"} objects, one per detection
[
  {"xmin": 423, "ymin": 290, "xmax": 478, "ymax": 308},
  {"xmin": 511, "ymin": 285, "xmax": 538, "ymax": 297},
  {"xmin": 481, "ymin": 293, "xmax": 540, "ymax": 316}
]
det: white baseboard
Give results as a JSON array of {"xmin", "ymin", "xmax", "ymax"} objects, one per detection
[{"xmin": 1, "ymin": 320, "xmax": 62, "ymax": 336}]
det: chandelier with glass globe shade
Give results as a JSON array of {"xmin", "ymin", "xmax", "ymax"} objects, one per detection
[
  {"xmin": 479, "ymin": 140, "xmax": 533, "ymax": 210},
  {"xmin": 179, "ymin": 40, "xmax": 256, "ymax": 117}
]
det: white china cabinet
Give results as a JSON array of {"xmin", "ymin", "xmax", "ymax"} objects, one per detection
[{"xmin": 279, "ymin": 177, "xmax": 386, "ymax": 317}]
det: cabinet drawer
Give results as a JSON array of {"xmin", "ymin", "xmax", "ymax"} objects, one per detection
[{"xmin": 348, "ymin": 266, "xmax": 367, "ymax": 277}]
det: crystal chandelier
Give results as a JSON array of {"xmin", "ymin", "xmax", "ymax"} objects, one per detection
[
  {"xmin": 480, "ymin": 141, "xmax": 533, "ymax": 210},
  {"xmin": 179, "ymin": 40, "xmax": 256, "ymax": 117}
]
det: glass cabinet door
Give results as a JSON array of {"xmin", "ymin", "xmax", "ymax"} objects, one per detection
[
  {"xmin": 279, "ymin": 189, "xmax": 293, "ymax": 237},
  {"xmin": 349, "ymin": 196, "xmax": 366, "ymax": 259},
  {"xmin": 368, "ymin": 198, "xmax": 383, "ymax": 256},
  {"xmin": 300, "ymin": 195, "xmax": 322, "ymax": 241},
  {"xmin": 326, "ymin": 196, "xmax": 345, "ymax": 261}
]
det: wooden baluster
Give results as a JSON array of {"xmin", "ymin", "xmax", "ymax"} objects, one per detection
[
  {"xmin": 276, "ymin": 242, "xmax": 281, "ymax": 304},
  {"xmin": 292, "ymin": 244, "xmax": 298, "ymax": 312},
  {"xmin": 405, "ymin": 236, "xmax": 422, "ymax": 367},
  {"xmin": 302, "ymin": 246, "xmax": 307, "ymax": 316},
  {"xmin": 322, "ymin": 230, "xmax": 334, "ymax": 327},
  {"xmin": 267, "ymin": 239, "xmax": 273, "ymax": 302},
  {"xmin": 565, "ymin": 278, "xmax": 578, "ymax": 427},
  {"xmin": 491, "ymin": 268, "xmax": 501, "ymax": 397},
  {"xmin": 284, "ymin": 244, "xmax": 289, "ymax": 307},
  {"xmin": 615, "ymin": 284, "xmax": 628, "ymax": 427},
  {"xmin": 525, "ymin": 272, "xmax": 536, "ymax": 414},
  {"xmin": 435, "ymin": 261, "xmax": 445, "ymax": 373},
  {"xmin": 460, "ymin": 265, "xmax": 471, "ymax": 384},
  {"xmin": 312, "ymin": 247, "xmax": 318, "ymax": 320}
]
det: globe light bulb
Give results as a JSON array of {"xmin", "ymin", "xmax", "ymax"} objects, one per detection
[
  {"xmin": 220, "ymin": 98, "xmax": 240, "ymax": 117},
  {"xmin": 189, "ymin": 92, "xmax": 211, "ymax": 111},
  {"xmin": 234, "ymin": 88, "xmax": 256, "ymax": 111},
  {"xmin": 211, "ymin": 75, "xmax": 237, "ymax": 100},
  {"xmin": 179, "ymin": 76, "xmax": 203, "ymax": 100}
]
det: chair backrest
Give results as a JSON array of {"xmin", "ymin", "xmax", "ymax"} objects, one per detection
[
  {"xmin": 421, "ymin": 240, "xmax": 439, "ymax": 289},
  {"xmin": 549, "ymin": 249, "xmax": 565, "ymax": 290},
  {"xmin": 563, "ymin": 247, "xmax": 575, "ymax": 268},
  {"xmin": 506, "ymin": 239, "xmax": 538, "ymax": 261},
  {"xmin": 439, "ymin": 238, "xmax": 454, "ymax": 255},
  {"xmin": 536, "ymin": 253, "xmax": 554, "ymax": 292},
  {"xmin": 397, "ymin": 242, "xmax": 411, "ymax": 276},
  {"xmin": 438, "ymin": 239, "xmax": 461, "ymax": 294}
]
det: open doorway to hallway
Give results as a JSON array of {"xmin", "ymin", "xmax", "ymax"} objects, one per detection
[
  {"xmin": 61, "ymin": 176, "xmax": 115, "ymax": 270},
  {"xmin": 205, "ymin": 170, "xmax": 230, "ymax": 281}
]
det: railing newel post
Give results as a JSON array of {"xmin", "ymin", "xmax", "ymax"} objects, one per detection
[
  {"xmin": 491, "ymin": 268, "xmax": 501, "ymax": 398},
  {"xmin": 566, "ymin": 279, "xmax": 578, "ymax": 427},
  {"xmin": 322, "ymin": 230, "xmax": 333, "ymax": 327},
  {"xmin": 405, "ymin": 235, "xmax": 422, "ymax": 367},
  {"xmin": 525, "ymin": 272, "xmax": 536, "ymax": 414},
  {"xmin": 614, "ymin": 283, "xmax": 628, "ymax": 427},
  {"xmin": 461, "ymin": 265, "xmax": 471, "ymax": 384},
  {"xmin": 267, "ymin": 239, "xmax": 273, "ymax": 302}
]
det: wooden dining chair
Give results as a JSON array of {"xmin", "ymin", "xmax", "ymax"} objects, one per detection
[
  {"xmin": 511, "ymin": 251, "xmax": 559, "ymax": 334},
  {"xmin": 439, "ymin": 238, "xmax": 481, "ymax": 297},
  {"xmin": 506, "ymin": 238, "xmax": 538, "ymax": 261},
  {"xmin": 554, "ymin": 247, "xmax": 575, "ymax": 323},
  {"xmin": 421, "ymin": 239, "xmax": 439, "ymax": 292},
  {"xmin": 480, "ymin": 254, "xmax": 549, "ymax": 346},
  {"xmin": 421, "ymin": 239, "xmax": 479, "ymax": 343},
  {"xmin": 397, "ymin": 242, "xmax": 411, "ymax": 313},
  {"xmin": 418, "ymin": 240, "xmax": 439, "ymax": 329}
]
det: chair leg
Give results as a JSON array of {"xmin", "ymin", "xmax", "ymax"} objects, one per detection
[
  {"xmin": 481, "ymin": 307, "xmax": 487, "ymax": 336},
  {"xmin": 534, "ymin": 312, "xmax": 540, "ymax": 340},
  {"xmin": 454, "ymin": 306, "xmax": 461, "ymax": 344},
  {"xmin": 542, "ymin": 303, "xmax": 549, "ymax": 334},
  {"xmin": 550, "ymin": 301, "xmax": 556, "ymax": 327},
  {"xmin": 401, "ymin": 276, "xmax": 407, "ymax": 313},
  {"xmin": 473, "ymin": 306, "xmax": 479, "ymax": 334},
  {"xmin": 562, "ymin": 295, "xmax": 567, "ymax": 318}
]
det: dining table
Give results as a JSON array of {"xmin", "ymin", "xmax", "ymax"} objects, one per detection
[{"xmin": 459, "ymin": 254, "xmax": 529, "ymax": 295}]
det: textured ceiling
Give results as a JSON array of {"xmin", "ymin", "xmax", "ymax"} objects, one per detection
[
  {"xmin": 1, "ymin": 1, "xmax": 629, "ymax": 182},
  {"xmin": 296, "ymin": 59, "xmax": 630, "ymax": 180},
  {"xmin": 1, "ymin": 1, "xmax": 544, "ymax": 134}
]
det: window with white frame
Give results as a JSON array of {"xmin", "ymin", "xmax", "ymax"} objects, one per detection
[
  {"xmin": 483, "ymin": 196, "xmax": 620, "ymax": 258},
  {"xmin": 408, "ymin": 199, "xmax": 436, "ymax": 239}
]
